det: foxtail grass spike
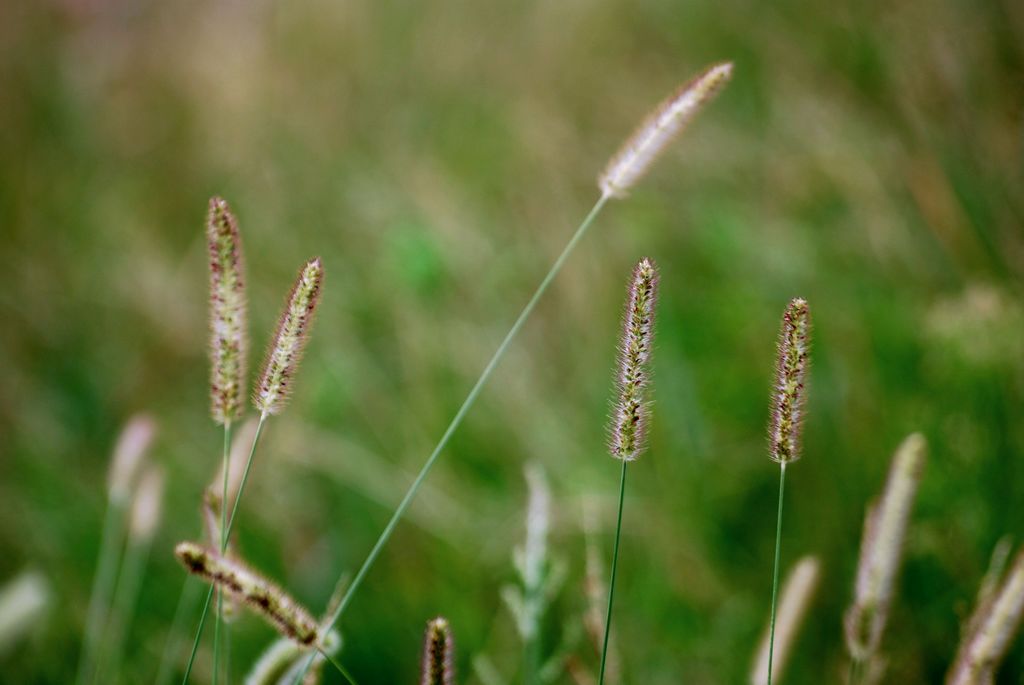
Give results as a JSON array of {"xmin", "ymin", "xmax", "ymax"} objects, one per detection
[
  {"xmin": 844, "ymin": 433, "xmax": 926, "ymax": 664},
  {"xmin": 609, "ymin": 258, "xmax": 659, "ymax": 461},
  {"xmin": 750, "ymin": 556, "xmax": 821, "ymax": 685},
  {"xmin": 947, "ymin": 547, "xmax": 1024, "ymax": 685},
  {"xmin": 107, "ymin": 414, "xmax": 157, "ymax": 504},
  {"xmin": 208, "ymin": 197, "xmax": 248, "ymax": 425},
  {"xmin": 129, "ymin": 466, "xmax": 165, "ymax": 543},
  {"xmin": 174, "ymin": 542, "xmax": 319, "ymax": 646},
  {"xmin": 769, "ymin": 298, "xmax": 811, "ymax": 464},
  {"xmin": 420, "ymin": 617, "xmax": 455, "ymax": 685},
  {"xmin": 254, "ymin": 258, "xmax": 324, "ymax": 415},
  {"xmin": 599, "ymin": 62, "xmax": 732, "ymax": 198}
]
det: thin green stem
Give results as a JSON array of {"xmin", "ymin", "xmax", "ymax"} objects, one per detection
[
  {"xmin": 317, "ymin": 647, "xmax": 359, "ymax": 685},
  {"xmin": 212, "ymin": 421, "xmax": 233, "ymax": 685},
  {"xmin": 598, "ymin": 458, "xmax": 628, "ymax": 685},
  {"xmin": 95, "ymin": 536, "xmax": 153, "ymax": 684},
  {"xmin": 181, "ymin": 414, "xmax": 267, "ymax": 684},
  {"xmin": 766, "ymin": 462, "xmax": 787, "ymax": 685},
  {"xmin": 154, "ymin": 577, "xmax": 200, "ymax": 685},
  {"xmin": 75, "ymin": 498, "xmax": 128, "ymax": 685},
  {"xmin": 290, "ymin": 192, "xmax": 613, "ymax": 684}
]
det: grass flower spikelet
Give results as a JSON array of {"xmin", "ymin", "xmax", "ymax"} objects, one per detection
[
  {"xmin": 845, "ymin": 433, "xmax": 926, "ymax": 662},
  {"xmin": 609, "ymin": 258, "xmax": 658, "ymax": 461},
  {"xmin": 599, "ymin": 62, "xmax": 733, "ymax": 198},
  {"xmin": 129, "ymin": 466, "xmax": 165, "ymax": 543},
  {"xmin": 947, "ymin": 547, "xmax": 1024, "ymax": 684},
  {"xmin": 769, "ymin": 298, "xmax": 811, "ymax": 464},
  {"xmin": 254, "ymin": 257, "xmax": 324, "ymax": 415},
  {"xmin": 107, "ymin": 414, "xmax": 157, "ymax": 504},
  {"xmin": 421, "ymin": 617, "xmax": 455, "ymax": 685},
  {"xmin": 207, "ymin": 197, "xmax": 248, "ymax": 425},
  {"xmin": 174, "ymin": 542, "xmax": 319, "ymax": 646}
]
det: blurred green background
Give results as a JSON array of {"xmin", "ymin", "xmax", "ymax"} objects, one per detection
[{"xmin": 1, "ymin": 0, "xmax": 1023, "ymax": 682}]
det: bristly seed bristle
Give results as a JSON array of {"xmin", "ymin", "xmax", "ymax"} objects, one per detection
[
  {"xmin": 173, "ymin": 541, "xmax": 319, "ymax": 646},
  {"xmin": 253, "ymin": 257, "xmax": 324, "ymax": 415},
  {"xmin": 609, "ymin": 258, "xmax": 659, "ymax": 462},
  {"xmin": 769, "ymin": 298, "xmax": 811, "ymax": 464},
  {"xmin": 207, "ymin": 197, "xmax": 248, "ymax": 425},
  {"xmin": 420, "ymin": 616, "xmax": 455, "ymax": 685},
  {"xmin": 598, "ymin": 61, "xmax": 733, "ymax": 199}
]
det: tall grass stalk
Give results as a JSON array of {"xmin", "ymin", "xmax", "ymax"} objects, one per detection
[
  {"xmin": 154, "ymin": 578, "xmax": 200, "ymax": 685},
  {"xmin": 765, "ymin": 299, "xmax": 811, "ymax": 685},
  {"xmin": 212, "ymin": 421, "xmax": 232, "ymax": 685},
  {"xmin": 97, "ymin": 465, "xmax": 164, "ymax": 684},
  {"xmin": 75, "ymin": 415, "xmax": 156, "ymax": 685},
  {"xmin": 185, "ymin": 254, "xmax": 323, "ymax": 682},
  {"xmin": 766, "ymin": 464, "xmax": 787, "ymax": 685},
  {"xmin": 600, "ymin": 258, "xmax": 658, "ymax": 685},
  {"xmin": 289, "ymin": 192, "xmax": 611, "ymax": 683},
  {"xmin": 598, "ymin": 458, "xmax": 627, "ymax": 685},
  {"xmin": 290, "ymin": 63, "xmax": 729, "ymax": 683}
]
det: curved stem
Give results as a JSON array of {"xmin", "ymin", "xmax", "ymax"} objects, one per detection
[
  {"xmin": 289, "ymin": 192, "xmax": 613, "ymax": 684},
  {"xmin": 212, "ymin": 421, "xmax": 231, "ymax": 685},
  {"xmin": 181, "ymin": 414, "xmax": 267, "ymax": 684},
  {"xmin": 598, "ymin": 458, "xmax": 628, "ymax": 685},
  {"xmin": 766, "ymin": 462, "xmax": 787, "ymax": 685}
]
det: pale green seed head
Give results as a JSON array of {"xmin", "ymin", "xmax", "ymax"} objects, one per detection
[{"xmin": 254, "ymin": 257, "xmax": 324, "ymax": 415}]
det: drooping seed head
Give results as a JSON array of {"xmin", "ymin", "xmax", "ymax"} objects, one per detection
[
  {"xmin": 129, "ymin": 466, "xmax": 165, "ymax": 543},
  {"xmin": 769, "ymin": 298, "xmax": 811, "ymax": 464},
  {"xmin": 107, "ymin": 413, "xmax": 157, "ymax": 504},
  {"xmin": 844, "ymin": 433, "xmax": 926, "ymax": 661},
  {"xmin": 947, "ymin": 547, "xmax": 1024, "ymax": 685},
  {"xmin": 420, "ymin": 617, "xmax": 455, "ymax": 685},
  {"xmin": 174, "ymin": 541, "xmax": 319, "ymax": 646},
  {"xmin": 207, "ymin": 197, "xmax": 248, "ymax": 425},
  {"xmin": 750, "ymin": 556, "xmax": 821, "ymax": 685},
  {"xmin": 599, "ymin": 61, "xmax": 733, "ymax": 199},
  {"xmin": 254, "ymin": 257, "xmax": 324, "ymax": 415},
  {"xmin": 609, "ymin": 258, "xmax": 659, "ymax": 461}
]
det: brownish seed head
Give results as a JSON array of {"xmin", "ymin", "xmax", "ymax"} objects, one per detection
[
  {"xmin": 420, "ymin": 616, "xmax": 455, "ymax": 685},
  {"xmin": 609, "ymin": 258, "xmax": 659, "ymax": 461},
  {"xmin": 769, "ymin": 298, "xmax": 811, "ymax": 464},
  {"xmin": 253, "ymin": 257, "xmax": 324, "ymax": 415}
]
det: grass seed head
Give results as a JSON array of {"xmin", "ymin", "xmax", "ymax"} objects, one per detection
[
  {"xmin": 254, "ymin": 257, "xmax": 324, "ymax": 415},
  {"xmin": 107, "ymin": 413, "xmax": 157, "ymax": 504},
  {"xmin": 609, "ymin": 258, "xmax": 659, "ymax": 461},
  {"xmin": 421, "ymin": 616, "xmax": 455, "ymax": 685},
  {"xmin": 769, "ymin": 298, "xmax": 811, "ymax": 464},
  {"xmin": 174, "ymin": 541, "xmax": 319, "ymax": 646},
  {"xmin": 207, "ymin": 197, "xmax": 248, "ymax": 425},
  {"xmin": 947, "ymin": 547, "xmax": 1024, "ymax": 685},
  {"xmin": 844, "ymin": 433, "xmax": 926, "ymax": 661},
  {"xmin": 129, "ymin": 466, "xmax": 165, "ymax": 543},
  {"xmin": 599, "ymin": 61, "xmax": 733, "ymax": 198}
]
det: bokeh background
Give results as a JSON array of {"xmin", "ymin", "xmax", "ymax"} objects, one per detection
[{"xmin": 1, "ymin": 0, "xmax": 1023, "ymax": 682}]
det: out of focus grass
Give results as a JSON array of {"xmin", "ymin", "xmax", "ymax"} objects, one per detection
[{"xmin": 1, "ymin": 0, "xmax": 1023, "ymax": 682}]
